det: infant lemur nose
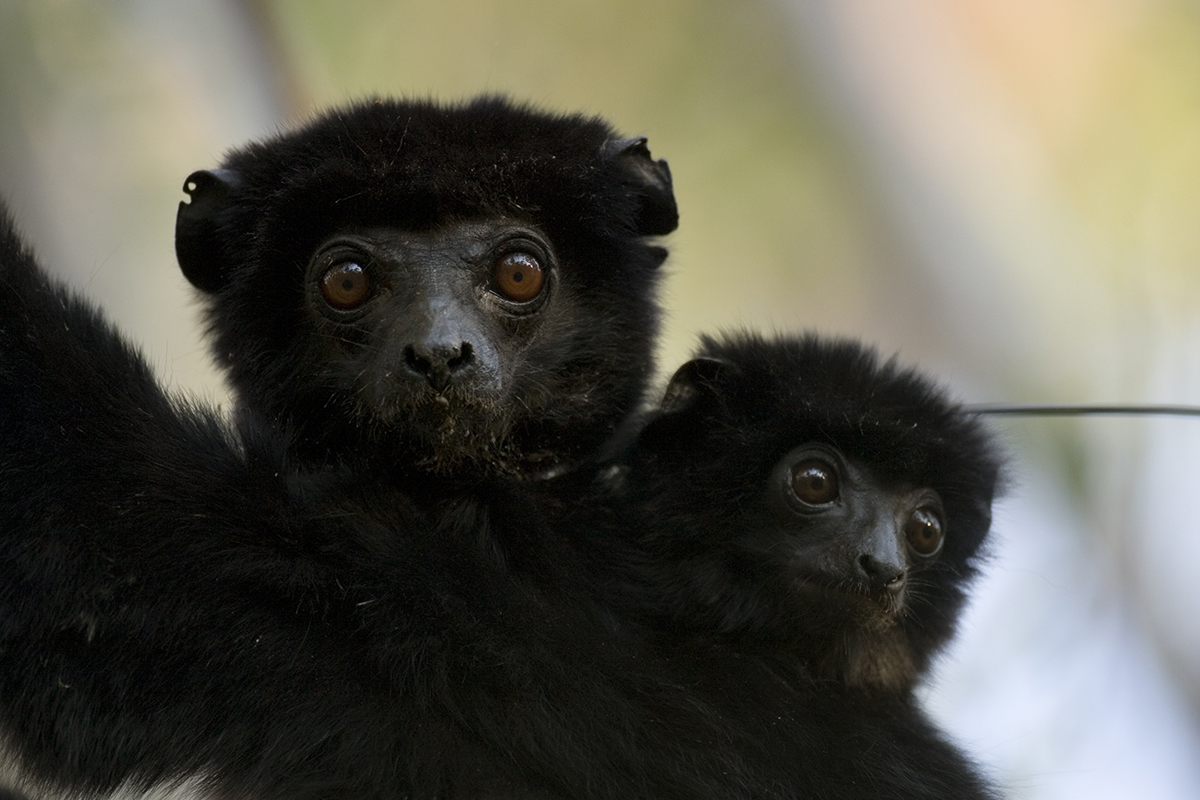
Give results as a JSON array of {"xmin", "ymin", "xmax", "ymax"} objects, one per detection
[{"xmin": 857, "ymin": 553, "xmax": 905, "ymax": 594}]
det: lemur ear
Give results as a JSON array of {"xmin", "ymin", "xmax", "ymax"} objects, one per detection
[
  {"xmin": 604, "ymin": 136, "xmax": 678, "ymax": 236},
  {"xmin": 175, "ymin": 169, "xmax": 242, "ymax": 293},
  {"xmin": 659, "ymin": 357, "xmax": 736, "ymax": 415}
]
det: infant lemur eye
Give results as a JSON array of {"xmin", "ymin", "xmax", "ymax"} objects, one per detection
[
  {"xmin": 904, "ymin": 507, "xmax": 944, "ymax": 556},
  {"xmin": 320, "ymin": 261, "xmax": 372, "ymax": 310},
  {"xmin": 790, "ymin": 459, "xmax": 840, "ymax": 505},
  {"xmin": 494, "ymin": 252, "xmax": 545, "ymax": 302}
]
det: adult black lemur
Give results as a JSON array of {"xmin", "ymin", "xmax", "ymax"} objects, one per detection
[
  {"xmin": 573, "ymin": 332, "xmax": 1004, "ymax": 798},
  {"xmin": 0, "ymin": 97, "xmax": 1000, "ymax": 799},
  {"xmin": 0, "ymin": 98, "xmax": 788, "ymax": 799}
]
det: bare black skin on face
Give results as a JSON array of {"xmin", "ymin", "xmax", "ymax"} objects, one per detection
[{"xmin": 299, "ymin": 220, "xmax": 556, "ymax": 469}]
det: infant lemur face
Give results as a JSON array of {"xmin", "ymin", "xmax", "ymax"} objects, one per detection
[{"xmin": 749, "ymin": 442, "xmax": 948, "ymax": 623}]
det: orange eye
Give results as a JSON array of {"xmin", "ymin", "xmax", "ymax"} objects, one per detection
[
  {"xmin": 320, "ymin": 262, "xmax": 372, "ymax": 310},
  {"xmin": 905, "ymin": 508, "xmax": 944, "ymax": 556},
  {"xmin": 494, "ymin": 252, "xmax": 545, "ymax": 302},
  {"xmin": 790, "ymin": 459, "xmax": 839, "ymax": 505}
]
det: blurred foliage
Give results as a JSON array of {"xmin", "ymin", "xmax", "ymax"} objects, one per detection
[{"xmin": 947, "ymin": 0, "xmax": 1200, "ymax": 316}]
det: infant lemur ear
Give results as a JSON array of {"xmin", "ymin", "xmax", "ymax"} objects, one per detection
[
  {"xmin": 603, "ymin": 136, "xmax": 679, "ymax": 236},
  {"xmin": 658, "ymin": 356, "xmax": 735, "ymax": 415}
]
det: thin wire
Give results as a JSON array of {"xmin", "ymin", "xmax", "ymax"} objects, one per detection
[{"xmin": 967, "ymin": 403, "xmax": 1200, "ymax": 418}]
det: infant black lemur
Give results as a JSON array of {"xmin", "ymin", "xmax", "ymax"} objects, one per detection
[
  {"xmin": 578, "ymin": 332, "xmax": 1003, "ymax": 798},
  {"xmin": 619, "ymin": 332, "xmax": 1000, "ymax": 691}
]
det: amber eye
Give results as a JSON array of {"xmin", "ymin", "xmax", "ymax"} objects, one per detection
[
  {"xmin": 320, "ymin": 261, "xmax": 372, "ymax": 310},
  {"xmin": 905, "ymin": 508, "xmax": 944, "ymax": 556},
  {"xmin": 494, "ymin": 252, "xmax": 545, "ymax": 302},
  {"xmin": 790, "ymin": 459, "xmax": 840, "ymax": 506}
]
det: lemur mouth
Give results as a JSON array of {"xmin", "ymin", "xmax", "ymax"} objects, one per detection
[
  {"xmin": 855, "ymin": 582, "xmax": 906, "ymax": 619},
  {"xmin": 810, "ymin": 577, "xmax": 906, "ymax": 620}
]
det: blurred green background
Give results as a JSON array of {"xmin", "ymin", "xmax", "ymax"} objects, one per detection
[{"xmin": 3, "ymin": 1, "xmax": 1200, "ymax": 797}]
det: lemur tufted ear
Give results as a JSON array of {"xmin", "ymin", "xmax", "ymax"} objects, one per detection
[
  {"xmin": 175, "ymin": 169, "xmax": 242, "ymax": 294},
  {"xmin": 659, "ymin": 357, "xmax": 736, "ymax": 416},
  {"xmin": 604, "ymin": 136, "xmax": 678, "ymax": 237}
]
